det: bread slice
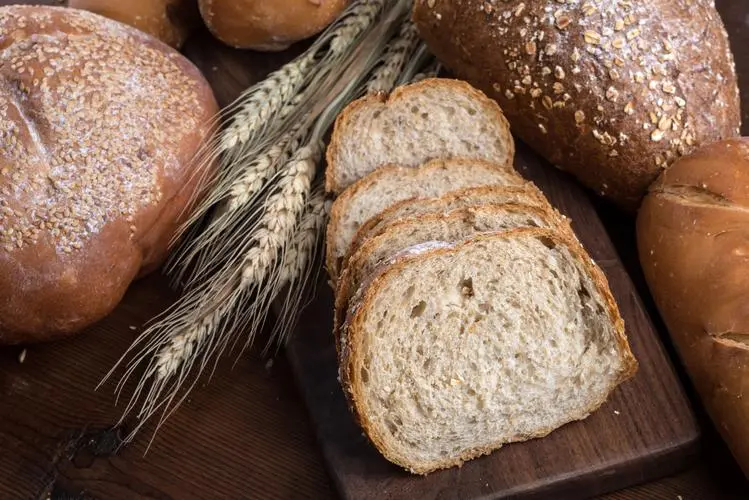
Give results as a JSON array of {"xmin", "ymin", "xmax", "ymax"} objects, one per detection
[
  {"xmin": 334, "ymin": 203, "xmax": 572, "ymax": 355},
  {"xmin": 339, "ymin": 228, "xmax": 637, "ymax": 474},
  {"xmin": 325, "ymin": 78, "xmax": 515, "ymax": 194},
  {"xmin": 325, "ymin": 158, "xmax": 529, "ymax": 281},
  {"xmin": 345, "ymin": 185, "xmax": 555, "ymax": 272}
]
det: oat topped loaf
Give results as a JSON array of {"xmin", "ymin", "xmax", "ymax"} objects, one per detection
[
  {"xmin": 413, "ymin": 0, "xmax": 741, "ymax": 209},
  {"xmin": 0, "ymin": 6, "xmax": 218, "ymax": 344}
]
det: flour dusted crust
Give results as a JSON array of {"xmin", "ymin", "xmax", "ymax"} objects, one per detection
[
  {"xmin": 339, "ymin": 228, "xmax": 636, "ymax": 474},
  {"xmin": 413, "ymin": 0, "xmax": 741, "ymax": 209},
  {"xmin": 0, "ymin": 6, "xmax": 218, "ymax": 343}
]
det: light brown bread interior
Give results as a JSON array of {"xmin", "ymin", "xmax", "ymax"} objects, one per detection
[
  {"xmin": 325, "ymin": 158, "xmax": 529, "ymax": 281},
  {"xmin": 325, "ymin": 78, "xmax": 515, "ymax": 194},
  {"xmin": 334, "ymin": 203, "xmax": 572, "ymax": 355},
  {"xmin": 345, "ymin": 184, "xmax": 555, "ymax": 271},
  {"xmin": 340, "ymin": 229, "xmax": 637, "ymax": 474}
]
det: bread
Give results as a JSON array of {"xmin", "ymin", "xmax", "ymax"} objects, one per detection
[
  {"xmin": 637, "ymin": 137, "xmax": 749, "ymax": 476},
  {"xmin": 67, "ymin": 0, "xmax": 200, "ymax": 48},
  {"xmin": 334, "ymin": 203, "xmax": 571, "ymax": 355},
  {"xmin": 325, "ymin": 78, "xmax": 515, "ymax": 194},
  {"xmin": 198, "ymin": 0, "xmax": 349, "ymax": 51},
  {"xmin": 0, "ymin": 6, "xmax": 218, "ymax": 344},
  {"xmin": 339, "ymin": 228, "xmax": 637, "ymax": 474},
  {"xmin": 345, "ymin": 184, "xmax": 554, "ymax": 270},
  {"xmin": 413, "ymin": 0, "xmax": 741, "ymax": 209},
  {"xmin": 326, "ymin": 158, "xmax": 529, "ymax": 281}
]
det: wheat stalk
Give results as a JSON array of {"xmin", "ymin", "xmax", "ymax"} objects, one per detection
[{"xmin": 105, "ymin": 0, "xmax": 424, "ymax": 441}]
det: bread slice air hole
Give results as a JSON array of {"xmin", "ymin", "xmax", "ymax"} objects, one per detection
[
  {"xmin": 459, "ymin": 277, "xmax": 474, "ymax": 297},
  {"xmin": 410, "ymin": 300, "xmax": 426, "ymax": 318}
]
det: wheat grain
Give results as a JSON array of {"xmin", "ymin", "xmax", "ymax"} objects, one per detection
[
  {"xmin": 221, "ymin": 52, "xmax": 317, "ymax": 152},
  {"xmin": 240, "ymin": 142, "xmax": 320, "ymax": 287},
  {"xmin": 366, "ymin": 21, "xmax": 420, "ymax": 94},
  {"xmin": 278, "ymin": 186, "xmax": 330, "ymax": 286}
]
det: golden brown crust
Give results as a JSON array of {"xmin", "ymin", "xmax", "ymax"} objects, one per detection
[
  {"xmin": 339, "ymin": 228, "xmax": 636, "ymax": 473},
  {"xmin": 325, "ymin": 78, "xmax": 516, "ymax": 194},
  {"xmin": 67, "ymin": 0, "xmax": 200, "ymax": 48},
  {"xmin": 198, "ymin": 0, "xmax": 348, "ymax": 51},
  {"xmin": 413, "ymin": 0, "xmax": 741, "ymax": 210},
  {"xmin": 637, "ymin": 137, "xmax": 749, "ymax": 476},
  {"xmin": 0, "ymin": 6, "xmax": 218, "ymax": 344}
]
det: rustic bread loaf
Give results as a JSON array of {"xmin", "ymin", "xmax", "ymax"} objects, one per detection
[
  {"xmin": 326, "ymin": 158, "xmax": 528, "ymax": 281},
  {"xmin": 413, "ymin": 0, "xmax": 741, "ymax": 209},
  {"xmin": 325, "ymin": 78, "xmax": 515, "ymax": 194},
  {"xmin": 334, "ymin": 203, "xmax": 570, "ymax": 355},
  {"xmin": 637, "ymin": 137, "xmax": 749, "ymax": 476},
  {"xmin": 67, "ymin": 0, "xmax": 200, "ymax": 48},
  {"xmin": 339, "ymin": 229, "xmax": 637, "ymax": 474},
  {"xmin": 198, "ymin": 0, "xmax": 349, "ymax": 51},
  {"xmin": 0, "ymin": 6, "xmax": 218, "ymax": 344},
  {"xmin": 346, "ymin": 184, "xmax": 554, "ymax": 269}
]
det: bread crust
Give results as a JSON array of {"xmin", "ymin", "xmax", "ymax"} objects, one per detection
[
  {"xmin": 637, "ymin": 137, "xmax": 749, "ymax": 476},
  {"xmin": 345, "ymin": 184, "xmax": 553, "ymax": 272},
  {"xmin": 339, "ymin": 228, "xmax": 637, "ymax": 473},
  {"xmin": 413, "ymin": 0, "xmax": 741, "ymax": 210},
  {"xmin": 333, "ymin": 202, "xmax": 573, "ymax": 357},
  {"xmin": 0, "ymin": 6, "xmax": 218, "ymax": 344},
  {"xmin": 67, "ymin": 0, "xmax": 200, "ymax": 48},
  {"xmin": 325, "ymin": 157, "xmax": 526, "ymax": 282},
  {"xmin": 198, "ymin": 0, "xmax": 348, "ymax": 51},
  {"xmin": 325, "ymin": 78, "xmax": 516, "ymax": 194}
]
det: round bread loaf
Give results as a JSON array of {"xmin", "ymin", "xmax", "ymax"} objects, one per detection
[
  {"xmin": 413, "ymin": 0, "xmax": 741, "ymax": 209},
  {"xmin": 198, "ymin": 0, "xmax": 349, "ymax": 51},
  {"xmin": 0, "ymin": 6, "xmax": 218, "ymax": 344},
  {"xmin": 637, "ymin": 138, "xmax": 749, "ymax": 476},
  {"xmin": 67, "ymin": 0, "xmax": 200, "ymax": 48}
]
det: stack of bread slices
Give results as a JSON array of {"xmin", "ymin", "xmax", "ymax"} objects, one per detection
[{"xmin": 324, "ymin": 79, "xmax": 637, "ymax": 475}]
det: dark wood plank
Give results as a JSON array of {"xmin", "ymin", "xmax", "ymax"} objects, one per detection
[
  {"xmin": 0, "ymin": 275, "xmax": 332, "ymax": 500},
  {"xmin": 286, "ymin": 139, "xmax": 700, "ymax": 500}
]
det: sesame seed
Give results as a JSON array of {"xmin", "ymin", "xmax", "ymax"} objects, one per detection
[
  {"xmin": 525, "ymin": 41, "xmax": 537, "ymax": 55},
  {"xmin": 626, "ymin": 28, "xmax": 640, "ymax": 40},
  {"xmin": 553, "ymin": 82, "xmax": 565, "ymax": 94},
  {"xmin": 546, "ymin": 44, "xmax": 558, "ymax": 56},
  {"xmin": 651, "ymin": 129, "xmax": 665, "ymax": 142},
  {"xmin": 606, "ymin": 87, "xmax": 619, "ymax": 102},
  {"xmin": 538, "ymin": 123, "xmax": 548, "ymax": 134},
  {"xmin": 582, "ymin": 2, "xmax": 597, "ymax": 16},
  {"xmin": 662, "ymin": 82, "xmax": 676, "ymax": 94},
  {"xmin": 554, "ymin": 66, "xmax": 566, "ymax": 79},
  {"xmin": 514, "ymin": 3, "xmax": 526, "ymax": 17},
  {"xmin": 542, "ymin": 96, "xmax": 553, "ymax": 109},
  {"xmin": 658, "ymin": 116, "xmax": 672, "ymax": 131},
  {"xmin": 624, "ymin": 102, "xmax": 635, "ymax": 114},
  {"xmin": 530, "ymin": 88, "xmax": 543, "ymax": 98},
  {"xmin": 575, "ymin": 110, "xmax": 585, "ymax": 123}
]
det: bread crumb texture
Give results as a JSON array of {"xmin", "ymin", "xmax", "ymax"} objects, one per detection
[{"xmin": 0, "ymin": 6, "xmax": 205, "ymax": 254}]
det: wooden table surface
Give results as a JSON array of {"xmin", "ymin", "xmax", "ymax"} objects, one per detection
[{"xmin": 1, "ymin": 1, "xmax": 749, "ymax": 498}]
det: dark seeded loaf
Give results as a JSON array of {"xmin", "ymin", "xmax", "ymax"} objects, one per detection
[{"xmin": 413, "ymin": 0, "xmax": 741, "ymax": 209}]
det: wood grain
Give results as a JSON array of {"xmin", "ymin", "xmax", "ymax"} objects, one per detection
[{"xmin": 0, "ymin": 1, "xmax": 748, "ymax": 499}]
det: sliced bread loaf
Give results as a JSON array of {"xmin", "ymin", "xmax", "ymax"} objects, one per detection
[
  {"xmin": 325, "ymin": 158, "xmax": 529, "ymax": 281},
  {"xmin": 339, "ymin": 229, "xmax": 637, "ymax": 474},
  {"xmin": 334, "ymin": 203, "xmax": 571, "ymax": 355},
  {"xmin": 345, "ymin": 185, "xmax": 555, "ymax": 272},
  {"xmin": 325, "ymin": 78, "xmax": 515, "ymax": 194}
]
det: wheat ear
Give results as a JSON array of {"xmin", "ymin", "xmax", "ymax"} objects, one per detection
[{"xmin": 366, "ymin": 20, "xmax": 420, "ymax": 94}]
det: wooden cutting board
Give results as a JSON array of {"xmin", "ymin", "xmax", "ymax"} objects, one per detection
[{"xmin": 286, "ymin": 141, "xmax": 700, "ymax": 499}]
